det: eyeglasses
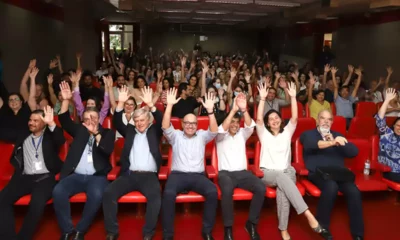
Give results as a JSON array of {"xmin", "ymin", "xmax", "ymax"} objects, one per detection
[
  {"xmin": 125, "ymin": 103, "xmax": 135, "ymax": 107},
  {"xmin": 183, "ymin": 121, "xmax": 197, "ymax": 127},
  {"xmin": 8, "ymin": 98, "xmax": 21, "ymax": 102}
]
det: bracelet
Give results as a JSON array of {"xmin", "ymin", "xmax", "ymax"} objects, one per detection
[{"xmin": 208, "ymin": 111, "xmax": 214, "ymax": 115}]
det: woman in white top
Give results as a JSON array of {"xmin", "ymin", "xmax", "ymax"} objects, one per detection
[{"xmin": 256, "ymin": 81, "xmax": 325, "ymax": 240}]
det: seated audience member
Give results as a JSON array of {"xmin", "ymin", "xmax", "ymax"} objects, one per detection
[
  {"xmin": 103, "ymin": 86, "xmax": 163, "ymax": 240},
  {"xmin": 321, "ymin": 65, "xmax": 335, "ymax": 103},
  {"xmin": 300, "ymin": 110, "xmax": 364, "ymax": 240},
  {"xmin": 20, "ymin": 60, "xmax": 49, "ymax": 110},
  {"xmin": 375, "ymin": 88, "xmax": 400, "ymax": 182},
  {"xmin": 171, "ymin": 82, "xmax": 201, "ymax": 118},
  {"xmin": 79, "ymin": 71, "xmax": 104, "ymax": 101},
  {"xmin": 262, "ymin": 82, "xmax": 289, "ymax": 116},
  {"xmin": 70, "ymin": 71, "xmax": 110, "ymax": 124},
  {"xmin": 52, "ymin": 82, "xmax": 115, "ymax": 240},
  {"xmin": 112, "ymin": 74, "xmax": 127, "ymax": 100},
  {"xmin": 257, "ymin": 82, "xmax": 326, "ymax": 240},
  {"xmin": 332, "ymin": 68, "xmax": 362, "ymax": 128},
  {"xmin": 216, "ymin": 93, "xmax": 265, "ymax": 240},
  {"xmin": 161, "ymin": 78, "xmax": 174, "ymax": 106},
  {"xmin": 0, "ymin": 107, "xmax": 65, "ymax": 240},
  {"xmin": 200, "ymin": 85, "xmax": 226, "ymax": 125},
  {"xmin": 308, "ymin": 73, "xmax": 331, "ymax": 120},
  {"xmin": 366, "ymin": 77, "xmax": 383, "ymax": 103},
  {"xmin": 47, "ymin": 73, "xmax": 75, "ymax": 115},
  {"xmin": 162, "ymin": 89, "xmax": 218, "ymax": 240}
]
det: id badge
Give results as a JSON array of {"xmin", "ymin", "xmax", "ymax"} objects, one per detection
[
  {"xmin": 34, "ymin": 161, "xmax": 43, "ymax": 171},
  {"xmin": 87, "ymin": 154, "xmax": 93, "ymax": 163}
]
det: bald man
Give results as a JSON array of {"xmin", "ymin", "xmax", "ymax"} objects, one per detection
[{"xmin": 161, "ymin": 88, "xmax": 218, "ymax": 240}]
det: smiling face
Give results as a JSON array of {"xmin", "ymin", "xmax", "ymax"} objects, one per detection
[
  {"xmin": 124, "ymin": 99, "xmax": 136, "ymax": 114},
  {"xmin": 267, "ymin": 112, "xmax": 282, "ymax": 131},
  {"xmin": 117, "ymin": 76, "xmax": 126, "ymax": 87},
  {"xmin": 189, "ymin": 76, "xmax": 197, "ymax": 86},
  {"xmin": 133, "ymin": 111, "xmax": 150, "ymax": 133},
  {"xmin": 228, "ymin": 117, "xmax": 241, "ymax": 135},
  {"xmin": 267, "ymin": 88, "xmax": 276, "ymax": 101},
  {"xmin": 82, "ymin": 111, "xmax": 99, "ymax": 127},
  {"xmin": 8, "ymin": 94, "xmax": 23, "ymax": 111},
  {"xmin": 182, "ymin": 114, "xmax": 197, "ymax": 137},
  {"xmin": 316, "ymin": 91, "xmax": 325, "ymax": 102},
  {"xmin": 128, "ymin": 71, "xmax": 135, "ymax": 81},
  {"xmin": 137, "ymin": 78, "xmax": 146, "ymax": 88},
  {"xmin": 28, "ymin": 113, "xmax": 46, "ymax": 134},
  {"xmin": 163, "ymin": 79, "xmax": 170, "ymax": 90},
  {"xmin": 394, "ymin": 119, "xmax": 400, "ymax": 136}
]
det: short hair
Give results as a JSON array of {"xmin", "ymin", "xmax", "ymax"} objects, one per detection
[
  {"xmin": 126, "ymin": 96, "xmax": 137, "ymax": 108},
  {"xmin": 317, "ymin": 109, "xmax": 332, "ymax": 120},
  {"xmin": 83, "ymin": 107, "xmax": 99, "ymax": 117},
  {"xmin": 313, "ymin": 89, "xmax": 325, "ymax": 98},
  {"xmin": 339, "ymin": 85, "xmax": 350, "ymax": 92},
  {"xmin": 233, "ymin": 113, "xmax": 242, "ymax": 121},
  {"xmin": 134, "ymin": 76, "xmax": 148, "ymax": 88},
  {"xmin": 8, "ymin": 92, "xmax": 24, "ymax": 102},
  {"xmin": 117, "ymin": 74, "xmax": 124, "ymax": 79},
  {"xmin": 263, "ymin": 109, "xmax": 284, "ymax": 135},
  {"xmin": 31, "ymin": 109, "xmax": 45, "ymax": 117},
  {"xmin": 133, "ymin": 107, "xmax": 154, "ymax": 123},
  {"xmin": 86, "ymin": 96, "xmax": 101, "ymax": 111},
  {"xmin": 178, "ymin": 83, "xmax": 189, "ymax": 95}
]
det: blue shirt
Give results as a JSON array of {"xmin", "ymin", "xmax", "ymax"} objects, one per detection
[
  {"xmin": 129, "ymin": 127, "xmax": 157, "ymax": 172},
  {"xmin": 335, "ymin": 95, "xmax": 356, "ymax": 118},
  {"xmin": 375, "ymin": 115, "xmax": 400, "ymax": 173},
  {"xmin": 74, "ymin": 136, "xmax": 96, "ymax": 175}
]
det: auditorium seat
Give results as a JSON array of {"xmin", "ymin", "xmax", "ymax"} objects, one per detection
[
  {"xmin": 280, "ymin": 102, "xmax": 304, "ymax": 120},
  {"xmin": 330, "ymin": 102, "xmax": 336, "ymax": 116},
  {"xmin": 149, "ymin": 82, "xmax": 157, "ymax": 92},
  {"xmin": 253, "ymin": 141, "xmax": 305, "ymax": 198},
  {"xmin": 211, "ymin": 146, "xmax": 254, "ymax": 200},
  {"xmin": 347, "ymin": 117, "xmax": 377, "ymax": 139},
  {"xmin": 355, "ymin": 102, "xmax": 377, "ymax": 117},
  {"xmin": 170, "ymin": 117, "xmax": 182, "ymax": 130},
  {"xmin": 331, "ymin": 116, "xmax": 347, "ymax": 136},
  {"xmin": 385, "ymin": 116, "xmax": 398, "ymax": 128},
  {"xmin": 291, "ymin": 118, "xmax": 316, "ymax": 143},
  {"xmin": 102, "ymin": 115, "xmax": 112, "ymax": 129}
]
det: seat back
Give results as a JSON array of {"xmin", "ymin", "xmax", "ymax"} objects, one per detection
[
  {"xmin": 0, "ymin": 142, "xmax": 15, "ymax": 180},
  {"xmin": 331, "ymin": 116, "xmax": 347, "ymax": 136},
  {"xmin": 197, "ymin": 116, "xmax": 210, "ymax": 130},
  {"xmin": 254, "ymin": 141, "xmax": 261, "ymax": 168},
  {"xmin": 102, "ymin": 116, "xmax": 112, "ymax": 129},
  {"xmin": 280, "ymin": 102, "xmax": 304, "ymax": 120},
  {"xmin": 330, "ymin": 102, "xmax": 336, "ymax": 116},
  {"xmin": 292, "ymin": 118, "xmax": 316, "ymax": 142},
  {"xmin": 347, "ymin": 117, "xmax": 377, "ymax": 139},
  {"xmin": 305, "ymin": 102, "xmax": 310, "ymax": 117},
  {"xmin": 58, "ymin": 142, "xmax": 69, "ymax": 161},
  {"xmin": 344, "ymin": 138, "xmax": 371, "ymax": 171},
  {"xmin": 155, "ymin": 101, "xmax": 165, "ymax": 113},
  {"xmin": 149, "ymin": 82, "xmax": 157, "ymax": 92},
  {"xmin": 293, "ymin": 139, "xmax": 306, "ymax": 168},
  {"xmin": 385, "ymin": 117, "xmax": 398, "ymax": 128},
  {"xmin": 113, "ymin": 138, "xmax": 125, "ymax": 165},
  {"xmin": 355, "ymin": 102, "xmax": 377, "ymax": 117},
  {"xmin": 170, "ymin": 117, "xmax": 182, "ymax": 130}
]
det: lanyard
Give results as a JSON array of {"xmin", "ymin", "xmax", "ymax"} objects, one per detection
[
  {"xmin": 88, "ymin": 136, "xmax": 94, "ymax": 155},
  {"xmin": 31, "ymin": 135, "xmax": 44, "ymax": 159},
  {"xmin": 267, "ymin": 100, "xmax": 274, "ymax": 110}
]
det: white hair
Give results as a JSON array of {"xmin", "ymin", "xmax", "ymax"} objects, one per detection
[{"xmin": 133, "ymin": 107, "xmax": 154, "ymax": 123}]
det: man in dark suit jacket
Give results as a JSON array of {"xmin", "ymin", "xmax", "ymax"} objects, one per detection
[
  {"xmin": 0, "ymin": 107, "xmax": 65, "ymax": 240},
  {"xmin": 103, "ymin": 86, "xmax": 162, "ymax": 240},
  {"xmin": 300, "ymin": 110, "xmax": 364, "ymax": 240},
  {"xmin": 52, "ymin": 81, "xmax": 115, "ymax": 240}
]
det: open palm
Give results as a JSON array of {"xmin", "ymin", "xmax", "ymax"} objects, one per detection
[
  {"xmin": 236, "ymin": 93, "xmax": 247, "ymax": 111},
  {"xmin": 201, "ymin": 92, "xmax": 215, "ymax": 112},
  {"xmin": 59, "ymin": 81, "xmax": 72, "ymax": 100},
  {"xmin": 118, "ymin": 86, "xmax": 129, "ymax": 103},
  {"xmin": 82, "ymin": 115, "xmax": 98, "ymax": 134},
  {"xmin": 166, "ymin": 88, "xmax": 181, "ymax": 105},
  {"xmin": 140, "ymin": 86, "xmax": 153, "ymax": 106},
  {"xmin": 385, "ymin": 88, "xmax": 397, "ymax": 102},
  {"xmin": 257, "ymin": 82, "xmax": 268, "ymax": 99},
  {"xmin": 40, "ymin": 106, "xmax": 54, "ymax": 125},
  {"xmin": 287, "ymin": 82, "xmax": 297, "ymax": 97}
]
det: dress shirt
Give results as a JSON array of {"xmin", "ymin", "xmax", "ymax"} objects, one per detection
[
  {"xmin": 74, "ymin": 135, "xmax": 96, "ymax": 175},
  {"xmin": 129, "ymin": 127, "xmax": 157, "ymax": 172},
  {"xmin": 163, "ymin": 124, "xmax": 217, "ymax": 173},
  {"xmin": 215, "ymin": 120, "xmax": 255, "ymax": 171}
]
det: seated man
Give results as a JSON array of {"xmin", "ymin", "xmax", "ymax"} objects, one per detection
[
  {"xmin": 103, "ymin": 86, "xmax": 163, "ymax": 240},
  {"xmin": 215, "ymin": 93, "xmax": 265, "ymax": 240},
  {"xmin": 0, "ymin": 106, "xmax": 65, "ymax": 240},
  {"xmin": 300, "ymin": 110, "xmax": 364, "ymax": 240},
  {"xmin": 161, "ymin": 89, "xmax": 218, "ymax": 240},
  {"xmin": 171, "ymin": 82, "xmax": 201, "ymax": 118},
  {"xmin": 53, "ymin": 82, "xmax": 115, "ymax": 240}
]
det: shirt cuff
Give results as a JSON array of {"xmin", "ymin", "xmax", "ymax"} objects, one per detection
[
  {"xmin": 217, "ymin": 125, "xmax": 228, "ymax": 134},
  {"xmin": 115, "ymin": 107, "xmax": 123, "ymax": 113},
  {"xmin": 163, "ymin": 123, "xmax": 174, "ymax": 132},
  {"xmin": 73, "ymin": 86, "xmax": 80, "ymax": 92},
  {"xmin": 244, "ymin": 119, "xmax": 256, "ymax": 128},
  {"xmin": 48, "ymin": 125, "xmax": 56, "ymax": 132}
]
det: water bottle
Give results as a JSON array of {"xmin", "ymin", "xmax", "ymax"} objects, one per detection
[{"xmin": 363, "ymin": 160, "xmax": 370, "ymax": 175}]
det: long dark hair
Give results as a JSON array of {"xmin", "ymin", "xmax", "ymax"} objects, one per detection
[
  {"xmin": 86, "ymin": 96, "xmax": 101, "ymax": 112},
  {"xmin": 263, "ymin": 109, "xmax": 285, "ymax": 135}
]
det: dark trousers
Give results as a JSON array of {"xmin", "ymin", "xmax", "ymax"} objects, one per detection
[
  {"xmin": 383, "ymin": 172, "xmax": 400, "ymax": 183},
  {"xmin": 309, "ymin": 174, "xmax": 364, "ymax": 237},
  {"xmin": 103, "ymin": 171, "xmax": 161, "ymax": 237},
  {"xmin": 52, "ymin": 173, "xmax": 109, "ymax": 234},
  {"xmin": 0, "ymin": 173, "xmax": 56, "ymax": 240},
  {"xmin": 162, "ymin": 171, "xmax": 218, "ymax": 238},
  {"xmin": 218, "ymin": 170, "xmax": 265, "ymax": 227}
]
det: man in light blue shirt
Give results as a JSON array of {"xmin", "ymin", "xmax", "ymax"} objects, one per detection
[{"xmin": 161, "ymin": 88, "xmax": 218, "ymax": 240}]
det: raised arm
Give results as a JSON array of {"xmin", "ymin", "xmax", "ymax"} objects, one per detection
[
  {"xmin": 226, "ymin": 68, "xmax": 236, "ymax": 106},
  {"xmin": 56, "ymin": 55, "xmax": 64, "ymax": 74},
  {"xmin": 20, "ymin": 59, "xmax": 36, "ymax": 101},
  {"xmin": 27, "ymin": 67, "xmax": 39, "ymax": 111},
  {"xmin": 201, "ymin": 92, "xmax": 218, "ymax": 133},
  {"xmin": 351, "ymin": 69, "xmax": 362, "ymax": 98},
  {"xmin": 217, "ymin": 88, "xmax": 226, "ymax": 111},
  {"xmin": 287, "ymin": 82, "xmax": 298, "ymax": 125},
  {"xmin": 104, "ymin": 76, "xmax": 117, "ymax": 113},
  {"xmin": 273, "ymin": 72, "xmax": 280, "ymax": 89},
  {"xmin": 140, "ymin": 86, "xmax": 162, "ymax": 133},
  {"xmin": 58, "ymin": 81, "xmax": 79, "ymax": 137},
  {"xmin": 378, "ymin": 88, "xmax": 397, "ymax": 119},
  {"xmin": 384, "ymin": 66, "xmax": 393, "ymax": 91},
  {"xmin": 342, "ymin": 65, "xmax": 354, "ymax": 86},
  {"xmin": 200, "ymin": 61, "xmax": 208, "ymax": 97},
  {"xmin": 71, "ymin": 71, "xmax": 84, "ymax": 118},
  {"xmin": 162, "ymin": 88, "xmax": 181, "ymax": 130},
  {"xmin": 41, "ymin": 105, "xmax": 66, "ymax": 149},
  {"xmin": 307, "ymin": 73, "xmax": 316, "ymax": 105},
  {"xmin": 256, "ymin": 81, "xmax": 269, "ymax": 126},
  {"xmin": 113, "ymin": 86, "xmax": 130, "ymax": 138},
  {"xmin": 331, "ymin": 66, "xmax": 339, "ymax": 100},
  {"xmin": 47, "ymin": 74, "xmax": 58, "ymax": 106},
  {"xmin": 321, "ymin": 64, "xmax": 330, "ymax": 90}
]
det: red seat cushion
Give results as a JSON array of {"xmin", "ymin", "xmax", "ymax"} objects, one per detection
[
  {"xmin": 354, "ymin": 172, "xmax": 387, "ymax": 191},
  {"xmin": 265, "ymin": 183, "xmax": 305, "ymax": 198},
  {"xmin": 382, "ymin": 178, "xmax": 400, "ymax": 191},
  {"xmin": 119, "ymin": 191, "xmax": 147, "ymax": 203},
  {"xmin": 215, "ymin": 185, "xmax": 254, "ymax": 200},
  {"xmin": 176, "ymin": 191, "xmax": 205, "ymax": 203}
]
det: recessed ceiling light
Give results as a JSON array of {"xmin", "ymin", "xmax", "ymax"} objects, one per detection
[
  {"xmin": 255, "ymin": 0, "xmax": 300, "ymax": 7},
  {"xmin": 158, "ymin": 9, "xmax": 192, "ymax": 13},
  {"xmin": 195, "ymin": 10, "xmax": 229, "ymax": 14},
  {"xmin": 296, "ymin": 21, "xmax": 309, "ymax": 24},
  {"xmin": 233, "ymin": 12, "xmax": 268, "ymax": 16},
  {"xmin": 205, "ymin": 0, "xmax": 251, "ymax": 4}
]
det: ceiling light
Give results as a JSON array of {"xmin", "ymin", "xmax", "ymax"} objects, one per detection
[
  {"xmin": 163, "ymin": 16, "xmax": 189, "ymax": 19},
  {"xmin": 161, "ymin": 0, "xmax": 198, "ymax": 2},
  {"xmin": 296, "ymin": 21, "xmax": 309, "ymax": 24},
  {"xmin": 255, "ymin": 0, "xmax": 300, "ymax": 7},
  {"xmin": 195, "ymin": 10, "xmax": 229, "ymax": 14},
  {"xmin": 221, "ymin": 18, "xmax": 248, "ymax": 22},
  {"xmin": 193, "ymin": 17, "xmax": 220, "ymax": 21},
  {"xmin": 190, "ymin": 21, "xmax": 211, "ymax": 24},
  {"xmin": 158, "ymin": 9, "xmax": 192, "ymax": 13},
  {"xmin": 205, "ymin": 0, "xmax": 251, "ymax": 5},
  {"xmin": 233, "ymin": 11, "xmax": 268, "ymax": 16}
]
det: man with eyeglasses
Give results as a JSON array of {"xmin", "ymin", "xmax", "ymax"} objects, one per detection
[
  {"xmin": 161, "ymin": 88, "xmax": 219, "ymax": 240},
  {"xmin": 52, "ymin": 82, "xmax": 115, "ymax": 240}
]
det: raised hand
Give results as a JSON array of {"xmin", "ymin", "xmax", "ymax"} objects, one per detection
[
  {"xmin": 70, "ymin": 71, "xmax": 82, "ymax": 86},
  {"xmin": 385, "ymin": 88, "xmax": 397, "ymax": 102},
  {"xmin": 201, "ymin": 60, "xmax": 209, "ymax": 73},
  {"xmin": 230, "ymin": 68, "xmax": 237, "ymax": 79},
  {"xmin": 157, "ymin": 80, "xmax": 163, "ymax": 93},
  {"xmin": 140, "ymin": 86, "xmax": 154, "ymax": 107},
  {"xmin": 330, "ymin": 67, "xmax": 338, "ymax": 75},
  {"xmin": 387, "ymin": 66, "xmax": 393, "ymax": 75},
  {"xmin": 49, "ymin": 59, "xmax": 58, "ymax": 69},
  {"xmin": 236, "ymin": 93, "xmax": 247, "ymax": 111},
  {"xmin": 218, "ymin": 88, "xmax": 224, "ymax": 97},
  {"xmin": 245, "ymin": 72, "xmax": 251, "ymax": 83},
  {"xmin": 201, "ymin": 91, "xmax": 216, "ymax": 113},
  {"xmin": 118, "ymin": 85, "xmax": 130, "ymax": 103},
  {"xmin": 275, "ymin": 72, "xmax": 281, "ymax": 79},
  {"xmin": 348, "ymin": 65, "xmax": 354, "ymax": 73},
  {"xmin": 278, "ymin": 79, "xmax": 287, "ymax": 89},
  {"xmin": 47, "ymin": 74, "xmax": 54, "ymax": 85},
  {"xmin": 166, "ymin": 88, "xmax": 181, "ymax": 105},
  {"xmin": 354, "ymin": 68, "xmax": 362, "ymax": 76},
  {"xmin": 59, "ymin": 81, "xmax": 72, "ymax": 100},
  {"xmin": 324, "ymin": 64, "xmax": 331, "ymax": 73},
  {"xmin": 40, "ymin": 105, "xmax": 55, "ymax": 126},
  {"xmin": 231, "ymin": 97, "xmax": 239, "ymax": 112},
  {"xmin": 264, "ymin": 76, "xmax": 271, "ymax": 87},
  {"xmin": 28, "ymin": 59, "xmax": 36, "ymax": 69},
  {"xmin": 103, "ymin": 76, "xmax": 113, "ymax": 88},
  {"xmin": 82, "ymin": 115, "xmax": 99, "ymax": 135},
  {"xmin": 157, "ymin": 71, "xmax": 163, "ymax": 80},
  {"xmin": 309, "ymin": 71, "xmax": 316, "ymax": 86},
  {"xmin": 257, "ymin": 82, "xmax": 268, "ymax": 99},
  {"xmin": 287, "ymin": 82, "xmax": 297, "ymax": 98},
  {"xmin": 30, "ymin": 67, "xmax": 39, "ymax": 79}
]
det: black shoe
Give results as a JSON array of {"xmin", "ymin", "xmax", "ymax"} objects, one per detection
[
  {"xmin": 60, "ymin": 231, "xmax": 76, "ymax": 240},
  {"xmin": 353, "ymin": 236, "xmax": 363, "ymax": 240},
  {"xmin": 224, "ymin": 227, "xmax": 233, "ymax": 240},
  {"xmin": 201, "ymin": 232, "xmax": 214, "ymax": 240},
  {"xmin": 106, "ymin": 234, "xmax": 119, "ymax": 240},
  {"xmin": 319, "ymin": 229, "xmax": 333, "ymax": 240},
  {"xmin": 143, "ymin": 235, "xmax": 153, "ymax": 240},
  {"xmin": 162, "ymin": 237, "xmax": 173, "ymax": 240},
  {"xmin": 73, "ymin": 232, "xmax": 84, "ymax": 240},
  {"xmin": 245, "ymin": 221, "xmax": 260, "ymax": 240}
]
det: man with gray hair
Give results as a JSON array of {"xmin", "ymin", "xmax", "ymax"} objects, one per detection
[{"xmin": 103, "ymin": 86, "xmax": 163, "ymax": 240}]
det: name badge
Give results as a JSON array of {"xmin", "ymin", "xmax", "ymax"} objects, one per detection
[
  {"xmin": 87, "ymin": 154, "xmax": 93, "ymax": 163},
  {"xmin": 34, "ymin": 161, "xmax": 43, "ymax": 171}
]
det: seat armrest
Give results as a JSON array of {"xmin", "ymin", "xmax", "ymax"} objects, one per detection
[
  {"xmin": 158, "ymin": 166, "xmax": 168, "ymax": 180},
  {"xmin": 377, "ymin": 163, "xmax": 391, "ymax": 172},
  {"xmin": 292, "ymin": 163, "xmax": 309, "ymax": 176},
  {"xmin": 248, "ymin": 165, "xmax": 264, "ymax": 177},
  {"xmin": 206, "ymin": 166, "xmax": 217, "ymax": 178},
  {"xmin": 107, "ymin": 166, "xmax": 121, "ymax": 180}
]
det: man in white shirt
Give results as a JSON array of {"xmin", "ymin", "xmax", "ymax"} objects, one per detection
[{"xmin": 216, "ymin": 93, "xmax": 265, "ymax": 240}]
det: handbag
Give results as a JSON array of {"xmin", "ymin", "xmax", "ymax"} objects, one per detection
[{"xmin": 316, "ymin": 166, "xmax": 355, "ymax": 183}]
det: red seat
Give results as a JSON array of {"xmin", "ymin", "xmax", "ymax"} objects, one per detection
[
  {"xmin": 197, "ymin": 116, "xmax": 210, "ymax": 130},
  {"xmin": 376, "ymin": 102, "xmax": 383, "ymax": 112},
  {"xmin": 102, "ymin": 116, "xmax": 112, "ymax": 129},
  {"xmin": 291, "ymin": 118, "xmax": 316, "ymax": 143},
  {"xmin": 347, "ymin": 117, "xmax": 377, "ymax": 139},
  {"xmin": 54, "ymin": 116, "xmax": 73, "ymax": 143},
  {"xmin": 211, "ymin": 146, "xmax": 254, "ymax": 200},
  {"xmin": 253, "ymin": 141, "xmax": 305, "ymax": 198},
  {"xmin": 385, "ymin": 117, "xmax": 398, "ymax": 128},
  {"xmin": 149, "ymin": 82, "xmax": 157, "ymax": 92},
  {"xmin": 330, "ymin": 102, "xmax": 336, "ymax": 116},
  {"xmin": 170, "ymin": 117, "xmax": 182, "ymax": 130},
  {"xmin": 0, "ymin": 142, "xmax": 15, "ymax": 181},
  {"xmin": 155, "ymin": 101, "xmax": 165, "ymax": 113},
  {"xmin": 280, "ymin": 102, "xmax": 304, "ymax": 120},
  {"xmin": 355, "ymin": 102, "xmax": 377, "ymax": 117},
  {"xmin": 331, "ymin": 116, "xmax": 347, "ymax": 136}
]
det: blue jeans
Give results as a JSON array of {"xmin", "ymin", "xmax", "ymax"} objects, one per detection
[{"xmin": 52, "ymin": 174, "xmax": 109, "ymax": 234}]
